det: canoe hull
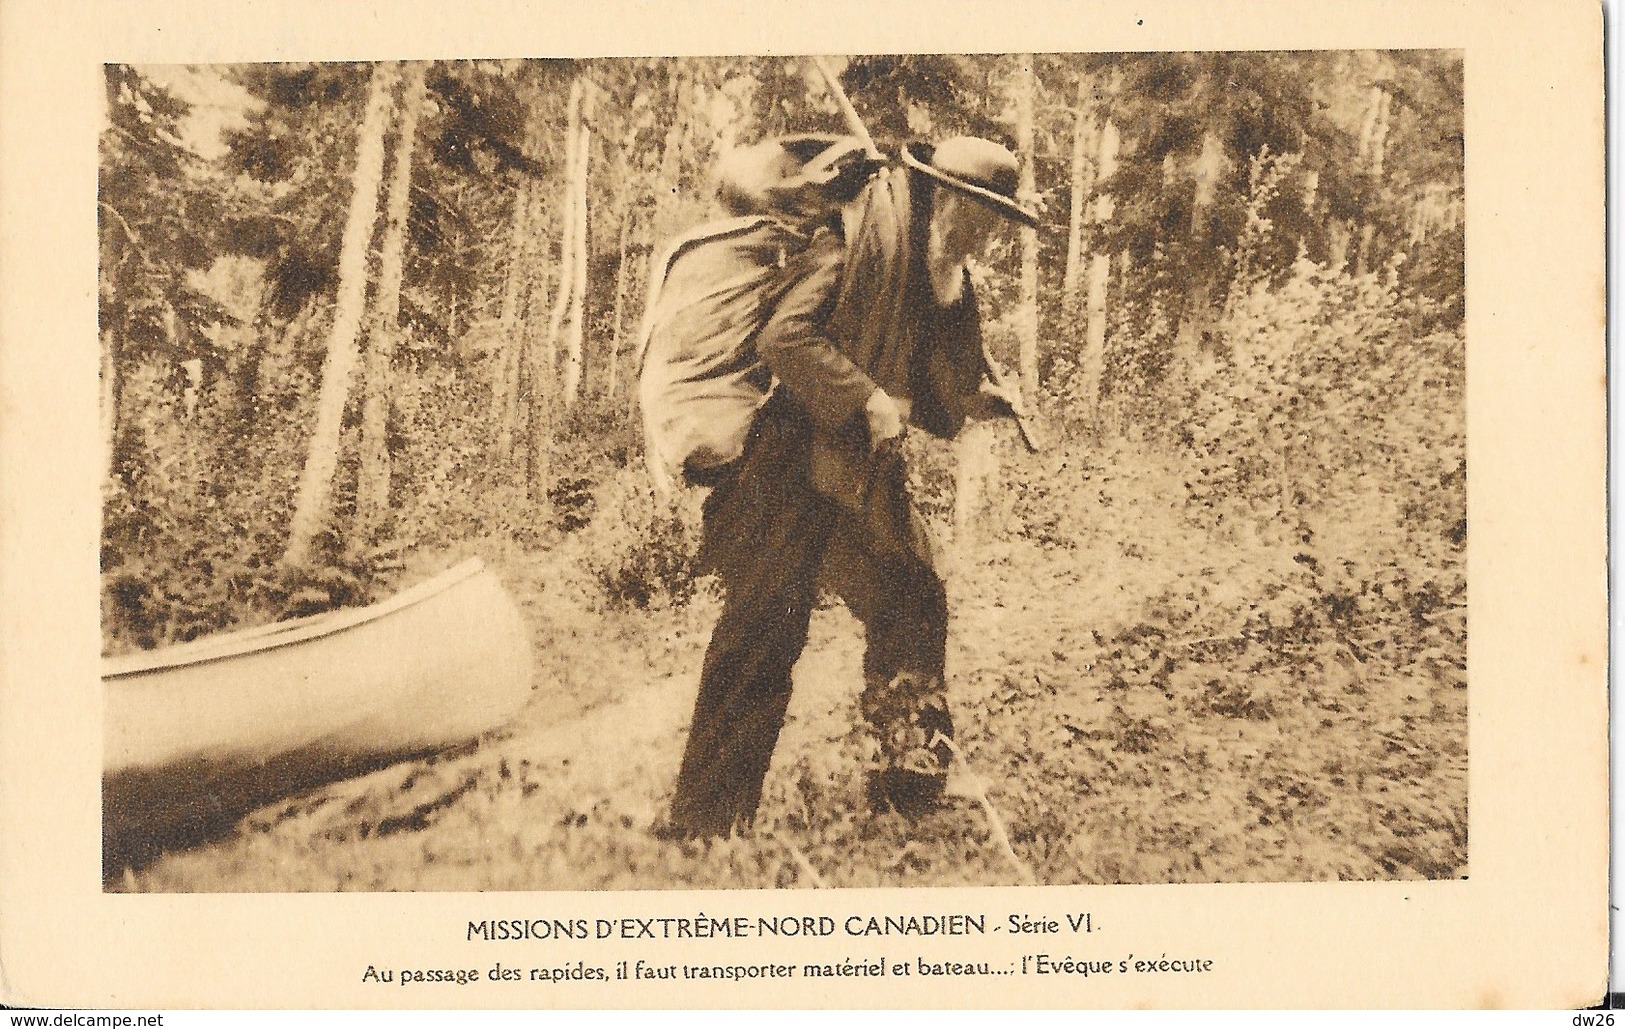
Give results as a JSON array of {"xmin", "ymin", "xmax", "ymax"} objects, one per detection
[{"xmin": 103, "ymin": 558, "xmax": 534, "ymax": 873}]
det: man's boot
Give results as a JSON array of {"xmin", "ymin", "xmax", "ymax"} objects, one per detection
[{"xmin": 860, "ymin": 670, "xmax": 953, "ymax": 816}]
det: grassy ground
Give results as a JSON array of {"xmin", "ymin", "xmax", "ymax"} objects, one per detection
[{"xmin": 115, "ymin": 423, "xmax": 1466, "ymax": 893}]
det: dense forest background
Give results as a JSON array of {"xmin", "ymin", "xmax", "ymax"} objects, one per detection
[{"xmin": 102, "ymin": 53, "xmax": 1467, "ymax": 889}]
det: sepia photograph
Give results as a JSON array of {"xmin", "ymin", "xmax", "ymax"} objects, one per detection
[
  {"xmin": 98, "ymin": 50, "xmax": 1467, "ymax": 894},
  {"xmin": 0, "ymin": 0, "xmax": 1607, "ymax": 1010}
]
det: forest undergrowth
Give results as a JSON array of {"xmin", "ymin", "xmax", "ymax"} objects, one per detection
[
  {"xmin": 99, "ymin": 54, "xmax": 1466, "ymax": 893},
  {"xmin": 118, "ymin": 312, "xmax": 1466, "ymax": 891}
]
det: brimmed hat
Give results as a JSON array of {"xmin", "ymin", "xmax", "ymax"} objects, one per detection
[{"xmin": 901, "ymin": 137, "xmax": 1040, "ymax": 228}]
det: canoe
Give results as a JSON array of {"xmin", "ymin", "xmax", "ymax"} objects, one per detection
[{"xmin": 103, "ymin": 557, "xmax": 535, "ymax": 873}]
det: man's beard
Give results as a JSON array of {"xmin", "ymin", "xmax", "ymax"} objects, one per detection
[{"xmin": 925, "ymin": 215, "xmax": 967, "ymax": 305}]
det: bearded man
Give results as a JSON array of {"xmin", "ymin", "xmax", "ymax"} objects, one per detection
[{"xmin": 663, "ymin": 136, "xmax": 1039, "ymax": 839}]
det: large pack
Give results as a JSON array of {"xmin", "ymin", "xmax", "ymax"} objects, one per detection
[{"xmin": 636, "ymin": 134, "xmax": 875, "ymax": 493}]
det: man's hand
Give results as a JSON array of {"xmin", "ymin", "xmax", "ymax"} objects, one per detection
[{"xmin": 865, "ymin": 388, "xmax": 907, "ymax": 450}]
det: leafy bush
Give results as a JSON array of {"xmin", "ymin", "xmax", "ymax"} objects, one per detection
[
  {"xmin": 388, "ymin": 362, "xmax": 542, "ymax": 550},
  {"xmin": 577, "ymin": 469, "xmax": 705, "ymax": 612},
  {"xmin": 101, "ymin": 362, "xmax": 379, "ymax": 653}
]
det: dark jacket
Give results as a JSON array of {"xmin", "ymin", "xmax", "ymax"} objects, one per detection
[
  {"xmin": 757, "ymin": 164, "xmax": 988, "ymax": 445},
  {"xmin": 753, "ymin": 164, "xmax": 988, "ymax": 559}
]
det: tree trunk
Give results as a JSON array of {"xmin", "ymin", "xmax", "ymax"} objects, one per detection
[
  {"xmin": 1062, "ymin": 74, "xmax": 1095, "ymax": 315},
  {"xmin": 284, "ymin": 61, "xmax": 398, "ymax": 568},
  {"xmin": 562, "ymin": 105, "xmax": 590, "ymax": 407},
  {"xmin": 358, "ymin": 61, "xmax": 427, "ymax": 546},
  {"xmin": 494, "ymin": 89, "xmax": 550, "ymax": 457},
  {"xmin": 650, "ymin": 64, "xmax": 689, "ymax": 243},
  {"xmin": 100, "ymin": 326, "xmax": 120, "ymax": 483},
  {"xmin": 1079, "ymin": 116, "xmax": 1119, "ymax": 422},
  {"xmin": 1329, "ymin": 219, "xmax": 1352, "ymax": 271},
  {"xmin": 493, "ymin": 182, "xmax": 534, "ymax": 453},
  {"xmin": 529, "ymin": 77, "xmax": 585, "ymax": 496},
  {"xmin": 1359, "ymin": 85, "xmax": 1392, "ymax": 179},
  {"xmin": 1014, "ymin": 56, "xmax": 1040, "ymax": 405},
  {"xmin": 607, "ymin": 200, "xmax": 634, "ymax": 400},
  {"xmin": 953, "ymin": 419, "xmax": 999, "ymax": 549},
  {"xmin": 1174, "ymin": 130, "xmax": 1227, "ymax": 360},
  {"xmin": 1355, "ymin": 85, "xmax": 1391, "ymax": 275},
  {"xmin": 1355, "ymin": 222, "xmax": 1377, "ymax": 278},
  {"xmin": 447, "ymin": 221, "xmax": 462, "ymax": 339},
  {"xmin": 1190, "ymin": 131, "xmax": 1225, "ymax": 235}
]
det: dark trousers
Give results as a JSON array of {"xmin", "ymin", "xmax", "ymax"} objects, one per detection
[{"xmin": 668, "ymin": 401, "xmax": 950, "ymax": 836}]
